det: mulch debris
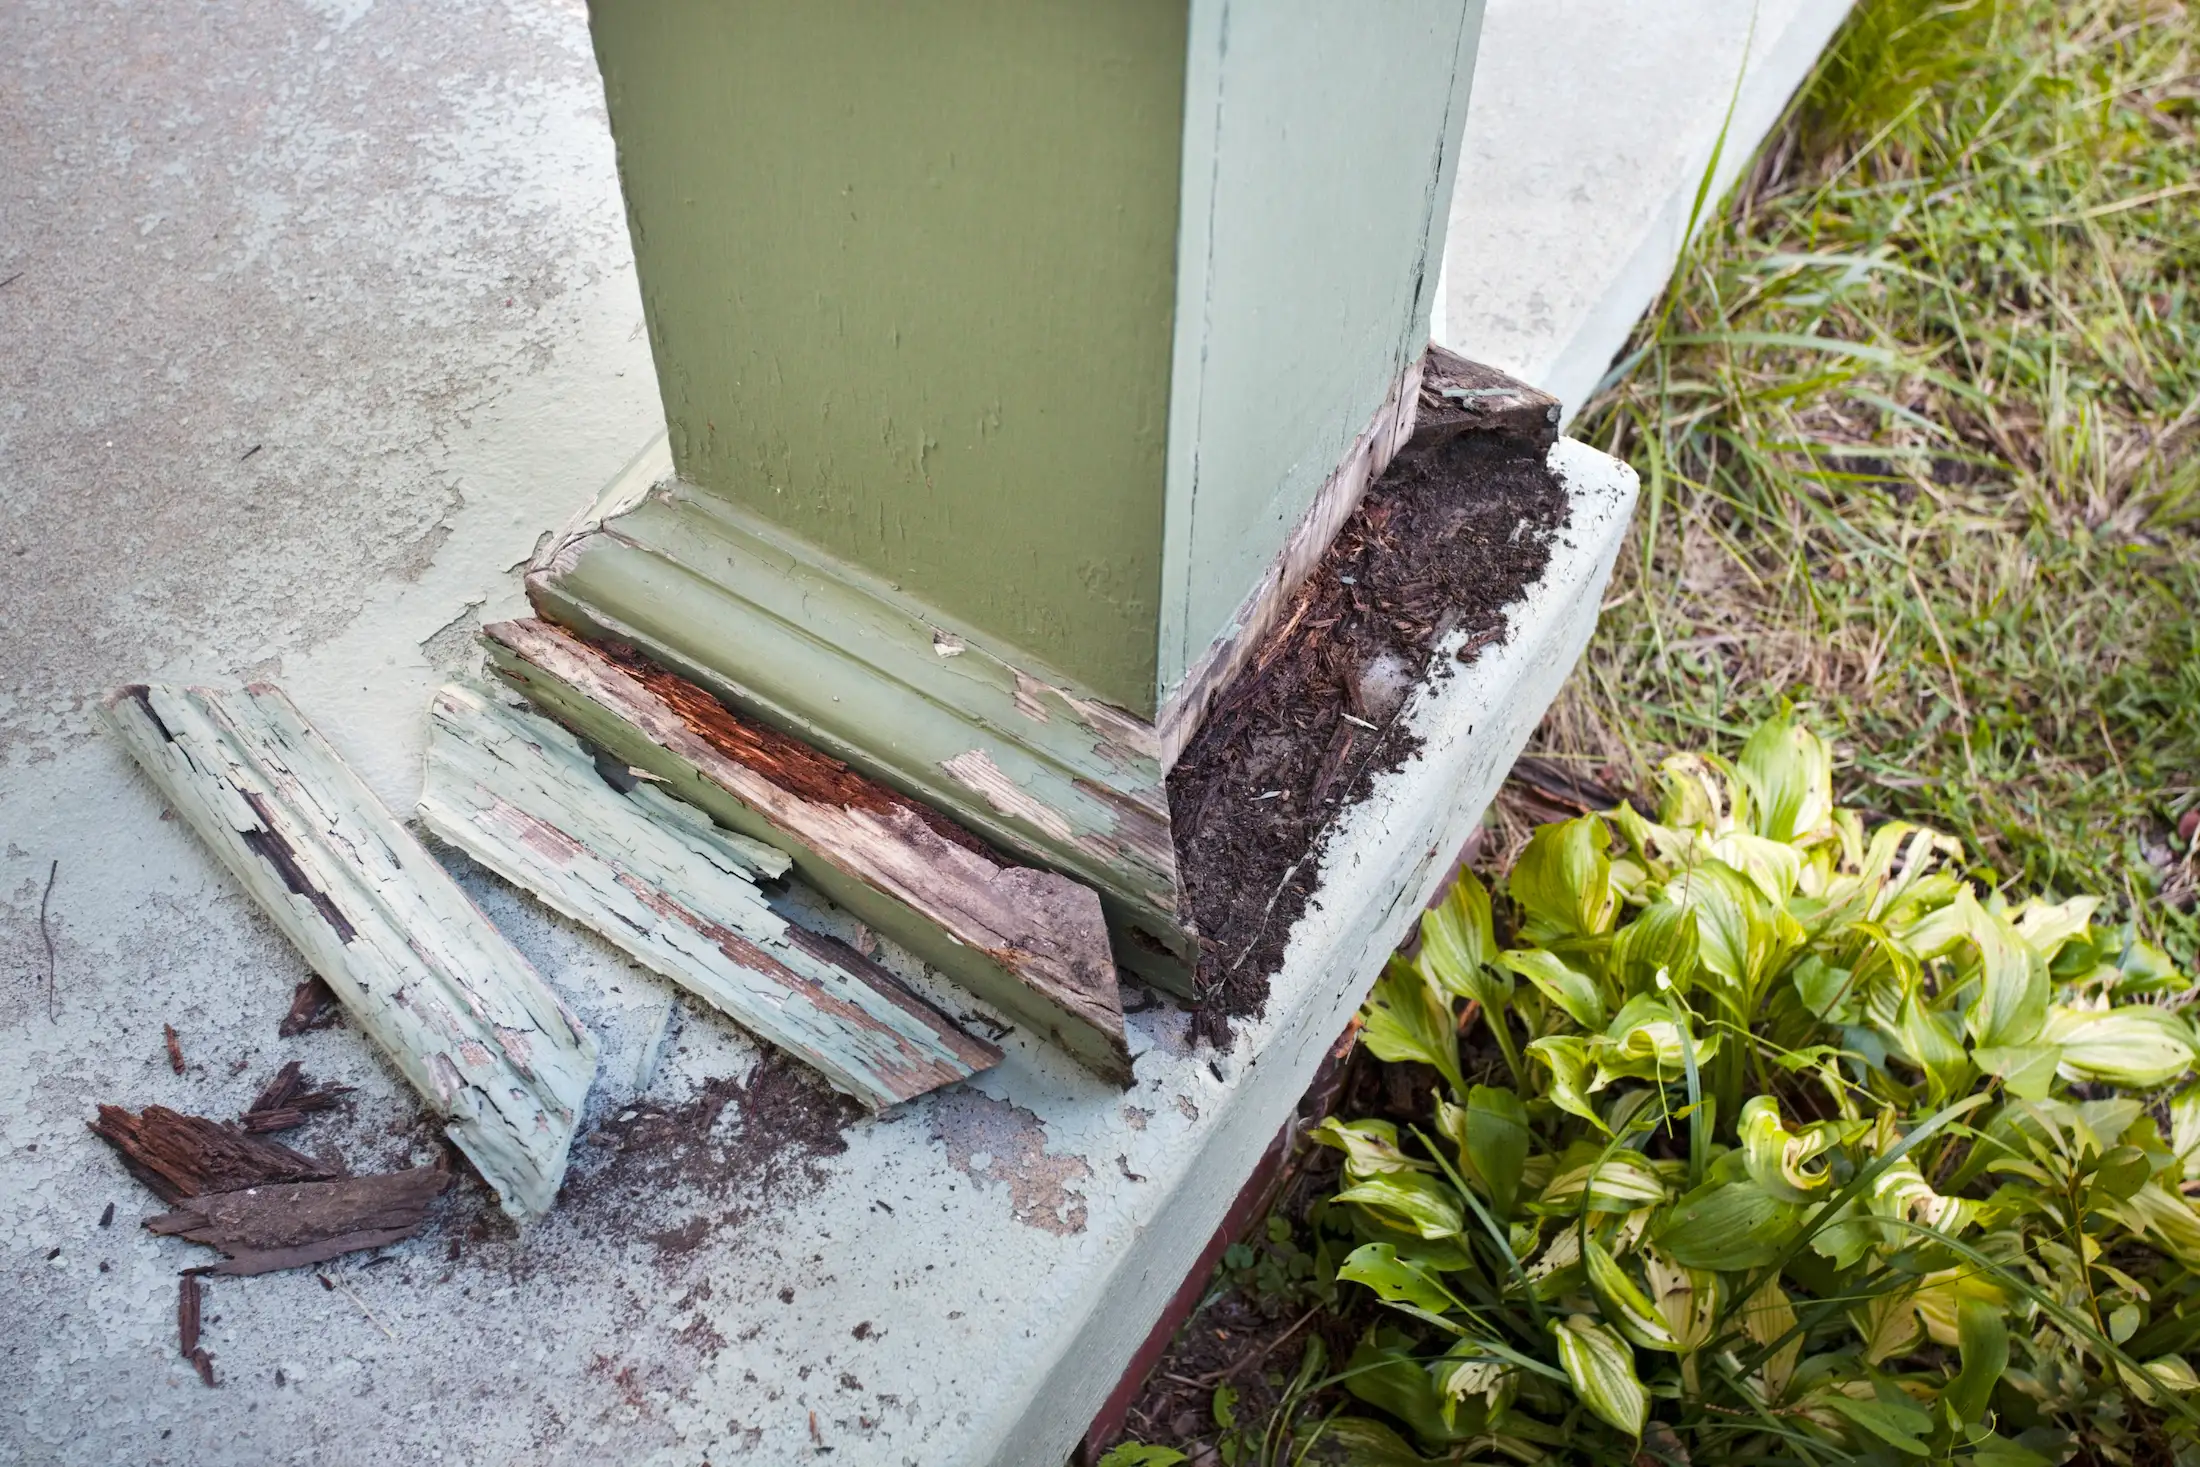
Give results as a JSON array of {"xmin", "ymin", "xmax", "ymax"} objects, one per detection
[{"xmin": 1171, "ymin": 353, "xmax": 1572, "ymax": 1041}]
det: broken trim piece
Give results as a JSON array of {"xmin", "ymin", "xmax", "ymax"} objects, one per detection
[
  {"xmin": 419, "ymin": 683, "xmax": 1001, "ymax": 1108},
  {"xmin": 525, "ymin": 477, "xmax": 1197, "ymax": 996},
  {"xmin": 100, "ymin": 683, "xmax": 599, "ymax": 1219},
  {"xmin": 146, "ymin": 1166, "xmax": 449, "ymax": 1276},
  {"xmin": 481, "ymin": 619, "xmax": 1134, "ymax": 1085}
]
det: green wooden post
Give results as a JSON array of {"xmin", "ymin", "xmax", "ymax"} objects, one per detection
[{"xmin": 538, "ymin": 0, "xmax": 1486, "ymax": 990}]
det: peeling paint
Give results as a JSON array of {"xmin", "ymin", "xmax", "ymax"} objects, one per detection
[
  {"xmin": 929, "ymin": 1090, "xmax": 1089, "ymax": 1236},
  {"xmin": 939, "ymin": 749, "xmax": 1077, "ymax": 845}
]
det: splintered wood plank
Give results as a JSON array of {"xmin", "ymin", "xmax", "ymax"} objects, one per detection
[
  {"xmin": 101, "ymin": 683, "xmax": 599, "ymax": 1220},
  {"xmin": 418, "ymin": 682, "xmax": 1001, "ymax": 1108},
  {"xmin": 481, "ymin": 619, "xmax": 1133, "ymax": 1085},
  {"xmin": 146, "ymin": 1167, "xmax": 449, "ymax": 1276}
]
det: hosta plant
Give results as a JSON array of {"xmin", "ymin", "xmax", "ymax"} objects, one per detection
[{"xmin": 1316, "ymin": 711, "xmax": 2200, "ymax": 1466}]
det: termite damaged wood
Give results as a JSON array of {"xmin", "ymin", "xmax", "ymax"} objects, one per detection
[
  {"xmin": 481, "ymin": 618, "xmax": 1134, "ymax": 1085},
  {"xmin": 418, "ymin": 681, "xmax": 1001, "ymax": 1108},
  {"xmin": 100, "ymin": 682, "xmax": 599, "ymax": 1219}
]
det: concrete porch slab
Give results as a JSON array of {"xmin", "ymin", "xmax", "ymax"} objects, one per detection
[
  {"xmin": 1438, "ymin": 0, "xmax": 1854, "ymax": 419},
  {"xmin": 3, "ymin": 1, "xmax": 1827, "ymax": 1462}
]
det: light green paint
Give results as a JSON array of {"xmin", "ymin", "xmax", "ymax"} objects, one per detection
[
  {"xmin": 570, "ymin": 0, "xmax": 1485, "ymax": 963},
  {"xmin": 1157, "ymin": 0, "xmax": 1486, "ymax": 698},
  {"xmin": 484, "ymin": 638, "xmax": 1136, "ymax": 1082},
  {"xmin": 589, "ymin": 0, "xmax": 1189, "ymax": 714},
  {"xmin": 530, "ymin": 481, "xmax": 1197, "ymax": 993},
  {"xmin": 419, "ymin": 683, "xmax": 998, "ymax": 1108}
]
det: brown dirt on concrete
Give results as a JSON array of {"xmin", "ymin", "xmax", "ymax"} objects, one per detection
[{"xmin": 559, "ymin": 1050, "xmax": 863, "ymax": 1268}]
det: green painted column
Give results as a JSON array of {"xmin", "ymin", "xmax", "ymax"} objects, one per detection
[
  {"xmin": 589, "ymin": 0, "xmax": 1187, "ymax": 715},
  {"xmin": 540, "ymin": 0, "xmax": 1486, "ymax": 987}
]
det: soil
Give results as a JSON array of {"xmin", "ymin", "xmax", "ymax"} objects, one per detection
[
  {"xmin": 557, "ymin": 1049, "xmax": 863, "ymax": 1271},
  {"xmin": 1169, "ymin": 379, "xmax": 1572, "ymax": 1042}
]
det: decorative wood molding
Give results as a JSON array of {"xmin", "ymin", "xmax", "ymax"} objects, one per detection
[
  {"xmin": 419, "ymin": 682, "xmax": 1001, "ymax": 1108},
  {"xmin": 100, "ymin": 683, "xmax": 599, "ymax": 1219},
  {"xmin": 481, "ymin": 619, "xmax": 1134, "ymax": 1085},
  {"xmin": 527, "ymin": 472, "xmax": 1196, "ymax": 994}
]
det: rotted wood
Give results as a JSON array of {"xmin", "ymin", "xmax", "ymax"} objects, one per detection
[
  {"xmin": 1410, "ymin": 343, "xmax": 1562, "ymax": 454},
  {"xmin": 146, "ymin": 1166, "xmax": 448, "ymax": 1276},
  {"xmin": 239, "ymin": 1060, "xmax": 351, "ymax": 1134},
  {"xmin": 418, "ymin": 681, "xmax": 1002, "ymax": 1108},
  {"xmin": 100, "ymin": 682, "xmax": 600, "ymax": 1219},
  {"xmin": 527, "ymin": 437, "xmax": 1198, "ymax": 998},
  {"xmin": 88, "ymin": 1104, "xmax": 336, "ymax": 1206},
  {"xmin": 481, "ymin": 618, "xmax": 1134, "ymax": 1085}
]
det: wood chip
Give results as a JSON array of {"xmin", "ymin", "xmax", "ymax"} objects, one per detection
[
  {"xmin": 276, "ymin": 977, "xmax": 342, "ymax": 1037},
  {"xmin": 87, "ymin": 1105, "xmax": 335, "ymax": 1206},
  {"xmin": 177, "ymin": 1273, "xmax": 202, "ymax": 1358},
  {"xmin": 145, "ymin": 1166, "xmax": 448, "ymax": 1276},
  {"xmin": 239, "ymin": 1060, "xmax": 350, "ymax": 1134},
  {"xmin": 163, "ymin": 1024, "xmax": 185, "ymax": 1074}
]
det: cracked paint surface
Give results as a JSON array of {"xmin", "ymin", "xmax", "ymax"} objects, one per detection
[{"xmin": 929, "ymin": 1089, "xmax": 1092, "ymax": 1237}]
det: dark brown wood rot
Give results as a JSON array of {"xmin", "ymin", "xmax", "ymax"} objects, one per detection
[
  {"xmin": 1410, "ymin": 343, "xmax": 1563, "ymax": 455},
  {"xmin": 88, "ymin": 1105, "xmax": 336, "ymax": 1206},
  {"xmin": 239, "ymin": 1060, "xmax": 350, "ymax": 1134},
  {"xmin": 177, "ymin": 1272, "xmax": 201, "ymax": 1358},
  {"xmin": 1168, "ymin": 357, "xmax": 1571, "ymax": 1042},
  {"xmin": 277, "ymin": 977, "xmax": 343, "ymax": 1037},
  {"xmin": 592, "ymin": 638, "xmax": 995, "ymax": 858},
  {"xmin": 177, "ymin": 1273, "xmax": 218, "ymax": 1386},
  {"xmin": 145, "ymin": 1166, "xmax": 449, "ymax": 1276}
]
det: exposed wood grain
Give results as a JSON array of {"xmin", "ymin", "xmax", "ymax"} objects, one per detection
[
  {"xmin": 525, "ymin": 459, "xmax": 1196, "ymax": 996},
  {"xmin": 100, "ymin": 682, "xmax": 600, "ymax": 1218},
  {"xmin": 177, "ymin": 1273, "xmax": 201, "ymax": 1358},
  {"xmin": 88, "ymin": 1104, "xmax": 335, "ymax": 1206},
  {"xmin": 482, "ymin": 619, "xmax": 1133, "ymax": 1084},
  {"xmin": 1411, "ymin": 344, "xmax": 1562, "ymax": 454},
  {"xmin": 418, "ymin": 682, "xmax": 1000, "ymax": 1108},
  {"xmin": 145, "ymin": 1166, "xmax": 448, "ymax": 1276},
  {"xmin": 240, "ymin": 1060, "xmax": 349, "ymax": 1134}
]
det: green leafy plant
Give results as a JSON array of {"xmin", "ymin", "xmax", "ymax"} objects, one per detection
[{"xmin": 1317, "ymin": 710, "xmax": 2200, "ymax": 1465}]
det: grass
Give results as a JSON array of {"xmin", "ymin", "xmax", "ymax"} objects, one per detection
[{"xmin": 1539, "ymin": 0, "xmax": 2200, "ymax": 963}]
